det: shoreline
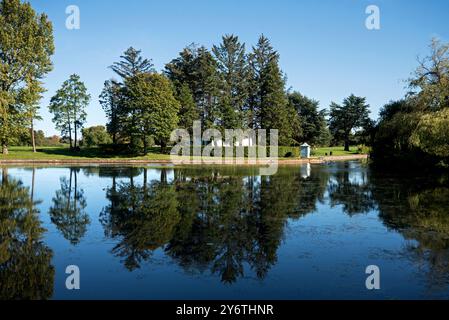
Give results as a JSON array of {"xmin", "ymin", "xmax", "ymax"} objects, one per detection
[{"xmin": 0, "ymin": 154, "xmax": 368, "ymax": 166}]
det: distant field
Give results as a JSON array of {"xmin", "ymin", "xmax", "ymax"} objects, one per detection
[{"xmin": 0, "ymin": 146, "xmax": 366, "ymax": 161}]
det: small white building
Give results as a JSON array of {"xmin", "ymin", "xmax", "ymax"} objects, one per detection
[
  {"xmin": 212, "ymin": 137, "xmax": 255, "ymax": 147},
  {"xmin": 301, "ymin": 143, "xmax": 311, "ymax": 159}
]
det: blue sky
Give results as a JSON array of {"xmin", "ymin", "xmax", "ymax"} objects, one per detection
[{"xmin": 28, "ymin": 0, "xmax": 449, "ymax": 135}]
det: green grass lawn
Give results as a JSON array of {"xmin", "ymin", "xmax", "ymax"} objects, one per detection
[
  {"xmin": 0, "ymin": 146, "xmax": 172, "ymax": 160},
  {"xmin": 312, "ymin": 146, "xmax": 361, "ymax": 157},
  {"xmin": 0, "ymin": 145, "xmax": 366, "ymax": 161}
]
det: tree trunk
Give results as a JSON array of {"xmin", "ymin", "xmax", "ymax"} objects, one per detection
[
  {"xmin": 74, "ymin": 122, "xmax": 78, "ymax": 149},
  {"xmin": 68, "ymin": 121, "xmax": 73, "ymax": 149},
  {"xmin": 31, "ymin": 121, "xmax": 36, "ymax": 153},
  {"xmin": 2, "ymin": 144, "xmax": 8, "ymax": 155},
  {"xmin": 143, "ymin": 135, "xmax": 147, "ymax": 155},
  {"xmin": 344, "ymin": 139, "xmax": 350, "ymax": 152}
]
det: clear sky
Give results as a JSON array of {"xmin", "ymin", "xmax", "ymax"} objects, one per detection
[{"xmin": 28, "ymin": 0, "xmax": 449, "ymax": 136}]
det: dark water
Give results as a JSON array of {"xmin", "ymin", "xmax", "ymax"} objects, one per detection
[{"xmin": 1, "ymin": 161, "xmax": 449, "ymax": 300}]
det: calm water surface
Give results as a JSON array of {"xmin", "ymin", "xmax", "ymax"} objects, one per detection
[{"xmin": 1, "ymin": 161, "xmax": 449, "ymax": 300}]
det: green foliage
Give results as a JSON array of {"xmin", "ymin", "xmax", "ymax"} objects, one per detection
[
  {"xmin": 213, "ymin": 34, "xmax": 249, "ymax": 129},
  {"xmin": 110, "ymin": 47, "xmax": 154, "ymax": 79},
  {"xmin": 277, "ymin": 146, "xmax": 300, "ymax": 158},
  {"xmin": 408, "ymin": 38, "xmax": 449, "ymax": 111},
  {"xmin": 175, "ymin": 83, "xmax": 199, "ymax": 132},
  {"xmin": 259, "ymin": 59, "xmax": 297, "ymax": 146},
  {"xmin": 82, "ymin": 126, "xmax": 112, "ymax": 147},
  {"xmin": 124, "ymin": 73, "xmax": 180, "ymax": 153},
  {"xmin": 165, "ymin": 45, "xmax": 220, "ymax": 129},
  {"xmin": 288, "ymin": 91, "xmax": 331, "ymax": 146},
  {"xmin": 329, "ymin": 94, "xmax": 371, "ymax": 151},
  {"xmin": 48, "ymin": 74, "xmax": 91, "ymax": 149},
  {"xmin": 0, "ymin": 0, "xmax": 54, "ymax": 153},
  {"xmin": 372, "ymin": 39, "xmax": 449, "ymax": 169},
  {"xmin": 410, "ymin": 108, "xmax": 449, "ymax": 158},
  {"xmin": 99, "ymin": 79, "xmax": 122, "ymax": 144}
]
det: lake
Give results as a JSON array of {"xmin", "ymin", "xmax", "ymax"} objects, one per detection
[{"xmin": 1, "ymin": 161, "xmax": 449, "ymax": 300}]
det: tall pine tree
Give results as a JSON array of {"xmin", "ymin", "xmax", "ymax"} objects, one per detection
[
  {"xmin": 259, "ymin": 59, "xmax": 296, "ymax": 146},
  {"xmin": 212, "ymin": 35, "xmax": 249, "ymax": 129}
]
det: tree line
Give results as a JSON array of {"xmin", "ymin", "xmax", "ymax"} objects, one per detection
[
  {"xmin": 9, "ymin": 0, "xmax": 449, "ymax": 163},
  {"xmin": 0, "ymin": 0, "xmax": 373, "ymax": 156}
]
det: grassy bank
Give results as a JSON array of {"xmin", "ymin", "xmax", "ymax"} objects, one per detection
[
  {"xmin": 0, "ymin": 146, "xmax": 364, "ymax": 161},
  {"xmin": 312, "ymin": 146, "xmax": 361, "ymax": 157}
]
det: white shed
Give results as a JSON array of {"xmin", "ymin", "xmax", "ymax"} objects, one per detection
[{"xmin": 301, "ymin": 143, "xmax": 311, "ymax": 159}]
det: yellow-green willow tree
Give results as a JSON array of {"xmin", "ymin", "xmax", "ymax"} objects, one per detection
[{"xmin": 0, "ymin": 0, "xmax": 54, "ymax": 154}]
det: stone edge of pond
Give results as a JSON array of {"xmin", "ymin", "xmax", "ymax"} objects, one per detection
[{"xmin": 0, "ymin": 155, "xmax": 368, "ymax": 165}]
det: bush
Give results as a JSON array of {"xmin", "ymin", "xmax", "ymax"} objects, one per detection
[
  {"xmin": 357, "ymin": 145, "xmax": 371, "ymax": 154},
  {"xmin": 277, "ymin": 146, "xmax": 300, "ymax": 158},
  {"xmin": 81, "ymin": 126, "xmax": 112, "ymax": 147}
]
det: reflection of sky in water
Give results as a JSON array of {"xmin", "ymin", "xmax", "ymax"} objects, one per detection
[{"xmin": 1, "ymin": 163, "xmax": 449, "ymax": 300}]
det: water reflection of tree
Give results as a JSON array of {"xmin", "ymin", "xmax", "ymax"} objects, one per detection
[
  {"xmin": 49, "ymin": 168, "xmax": 89, "ymax": 245},
  {"xmin": 0, "ymin": 168, "xmax": 54, "ymax": 299},
  {"xmin": 327, "ymin": 163, "xmax": 375, "ymax": 215},
  {"xmin": 100, "ymin": 169, "xmax": 180, "ymax": 271},
  {"xmin": 371, "ymin": 172, "xmax": 449, "ymax": 291},
  {"xmin": 100, "ymin": 166, "xmax": 330, "ymax": 283}
]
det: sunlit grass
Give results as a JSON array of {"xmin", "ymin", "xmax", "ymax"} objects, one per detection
[{"xmin": 0, "ymin": 145, "xmax": 368, "ymax": 161}]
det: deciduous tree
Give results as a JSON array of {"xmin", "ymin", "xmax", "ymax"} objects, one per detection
[
  {"xmin": 0, "ymin": 0, "xmax": 54, "ymax": 154},
  {"xmin": 329, "ymin": 94, "xmax": 371, "ymax": 151},
  {"xmin": 48, "ymin": 74, "xmax": 90, "ymax": 149}
]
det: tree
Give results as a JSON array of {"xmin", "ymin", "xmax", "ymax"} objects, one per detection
[
  {"xmin": 99, "ymin": 79, "xmax": 122, "ymax": 144},
  {"xmin": 212, "ymin": 35, "xmax": 249, "ymax": 129},
  {"xmin": 410, "ymin": 108, "xmax": 449, "ymax": 158},
  {"xmin": 259, "ymin": 59, "xmax": 297, "ymax": 146},
  {"xmin": 82, "ymin": 125, "xmax": 112, "ymax": 147},
  {"xmin": 165, "ymin": 45, "xmax": 220, "ymax": 128},
  {"xmin": 0, "ymin": 0, "xmax": 54, "ymax": 154},
  {"xmin": 192, "ymin": 47, "xmax": 220, "ymax": 128},
  {"xmin": 378, "ymin": 99, "xmax": 412, "ymax": 122},
  {"xmin": 288, "ymin": 92, "xmax": 331, "ymax": 146},
  {"xmin": 408, "ymin": 38, "xmax": 449, "ymax": 111},
  {"xmin": 372, "ymin": 40, "xmax": 449, "ymax": 168},
  {"xmin": 124, "ymin": 73, "xmax": 180, "ymax": 154},
  {"xmin": 247, "ymin": 35, "xmax": 279, "ymax": 129},
  {"xmin": 110, "ymin": 47, "xmax": 154, "ymax": 80},
  {"xmin": 329, "ymin": 94, "xmax": 371, "ymax": 151},
  {"xmin": 175, "ymin": 83, "xmax": 199, "ymax": 133},
  {"xmin": 18, "ymin": 78, "xmax": 45, "ymax": 152},
  {"xmin": 48, "ymin": 74, "xmax": 90, "ymax": 149}
]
